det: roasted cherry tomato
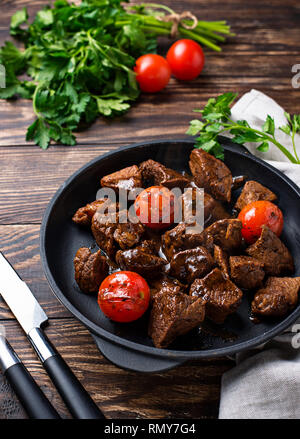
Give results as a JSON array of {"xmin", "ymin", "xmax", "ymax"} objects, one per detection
[
  {"xmin": 134, "ymin": 54, "xmax": 171, "ymax": 93},
  {"xmin": 134, "ymin": 185, "xmax": 177, "ymax": 230},
  {"xmin": 238, "ymin": 200, "xmax": 284, "ymax": 244},
  {"xmin": 98, "ymin": 271, "xmax": 150, "ymax": 323},
  {"xmin": 166, "ymin": 39, "xmax": 205, "ymax": 80}
]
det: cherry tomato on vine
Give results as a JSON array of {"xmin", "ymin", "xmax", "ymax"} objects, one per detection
[
  {"xmin": 166, "ymin": 39, "xmax": 205, "ymax": 80},
  {"xmin": 238, "ymin": 200, "xmax": 284, "ymax": 244},
  {"xmin": 98, "ymin": 271, "xmax": 150, "ymax": 323},
  {"xmin": 134, "ymin": 54, "xmax": 171, "ymax": 93},
  {"xmin": 134, "ymin": 185, "xmax": 177, "ymax": 230}
]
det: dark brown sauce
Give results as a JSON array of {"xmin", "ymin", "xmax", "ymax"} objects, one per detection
[{"xmin": 200, "ymin": 321, "xmax": 238, "ymax": 342}]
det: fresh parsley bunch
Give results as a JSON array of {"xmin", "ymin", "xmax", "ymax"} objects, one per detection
[
  {"xmin": 0, "ymin": 0, "xmax": 232, "ymax": 149},
  {"xmin": 187, "ymin": 92, "xmax": 300, "ymax": 164},
  {"xmin": 0, "ymin": 0, "xmax": 156, "ymax": 148}
]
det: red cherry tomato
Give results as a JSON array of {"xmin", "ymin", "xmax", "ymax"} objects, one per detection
[
  {"xmin": 98, "ymin": 271, "xmax": 150, "ymax": 323},
  {"xmin": 134, "ymin": 54, "xmax": 171, "ymax": 93},
  {"xmin": 134, "ymin": 185, "xmax": 177, "ymax": 230},
  {"xmin": 166, "ymin": 39, "xmax": 205, "ymax": 80},
  {"xmin": 238, "ymin": 200, "xmax": 284, "ymax": 244}
]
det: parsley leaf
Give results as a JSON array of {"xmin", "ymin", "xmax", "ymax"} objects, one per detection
[{"xmin": 187, "ymin": 93, "xmax": 300, "ymax": 164}]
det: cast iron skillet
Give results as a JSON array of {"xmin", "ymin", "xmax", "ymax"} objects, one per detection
[{"xmin": 40, "ymin": 139, "xmax": 300, "ymax": 373}]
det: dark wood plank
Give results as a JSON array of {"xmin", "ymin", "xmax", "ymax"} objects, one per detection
[
  {"xmin": 0, "ymin": 225, "xmax": 70, "ymax": 318},
  {"xmin": 0, "ymin": 83, "xmax": 299, "ymax": 147},
  {"xmin": 0, "ymin": 319, "xmax": 234, "ymax": 419}
]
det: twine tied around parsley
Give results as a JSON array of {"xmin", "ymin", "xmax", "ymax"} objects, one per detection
[{"xmin": 156, "ymin": 11, "xmax": 198, "ymax": 38}]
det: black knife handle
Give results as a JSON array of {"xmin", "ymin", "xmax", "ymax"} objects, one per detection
[
  {"xmin": 44, "ymin": 354, "xmax": 104, "ymax": 419},
  {"xmin": 5, "ymin": 363, "xmax": 60, "ymax": 419},
  {"xmin": 28, "ymin": 328, "xmax": 104, "ymax": 419}
]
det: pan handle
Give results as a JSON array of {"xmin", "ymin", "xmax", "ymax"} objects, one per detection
[{"xmin": 92, "ymin": 334, "xmax": 186, "ymax": 373}]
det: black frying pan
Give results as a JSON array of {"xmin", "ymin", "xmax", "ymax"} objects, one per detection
[{"xmin": 40, "ymin": 139, "xmax": 300, "ymax": 373}]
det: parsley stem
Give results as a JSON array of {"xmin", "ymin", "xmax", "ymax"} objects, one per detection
[
  {"xmin": 223, "ymin": 122, "xmax": 299, "ymax": 164},
  {"xmin": 291, "ymin": 125, "xmax": 300, "ymax": 163}
]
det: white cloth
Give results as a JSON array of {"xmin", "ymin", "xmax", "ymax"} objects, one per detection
[{"xmin": 218, "ymin": 89, "xmax": 300, "ymax": 419}]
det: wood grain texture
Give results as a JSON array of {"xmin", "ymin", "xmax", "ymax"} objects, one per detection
[
  {"xmin": 0, "ymin": 320, "xmax": 234, "ymax": 419},
  {"xmin": 0, "ymin": 224, "xmax": 70, "ymax": 318},
  {"xmin": 0, "ymin": 0, "xmax": 299, "ymax": 419}
]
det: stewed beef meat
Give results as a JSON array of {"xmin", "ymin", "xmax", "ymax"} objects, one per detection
[
  {"xmin": 116, "ymin": 245, "xmax": 167, "ymax": 278},
  {"xmin": 149, "ymin": 275, "xmax": 186, "ymax": 301},
  {"xmin": 101, "ymin": 165, "xmax": 142, "ymax": 191},
  {"xmin": 246, "ymin": 226, "xmax": 294, "ymax": 275},
  {"xmin": 139, "ymin": 159, "xmax": 191, "ymax": 190},
  {"xmin": 214, "ymin": 245, "xmax": 230, "ymax": 279},
  {"xmin": 148, "ymin": 290, "xmax": 206, "ymax": 348},
  {"xmin": 189, "ymin": 149, "xmax": 232, "ymax": 202},
  {"xmin": 203, "ymin": 219, "xmax": 243, "ymax": 253},
  {"xmin": 162, "ymin": 222, "xmax": 214, "ymax": 261},
  {"xmin": 235, "ymin": 180, "xmax": 277, "ymax": 211},
  {"xmin": 72, "ymin": 152, "xmax": 297, "ymax": 343},
  {"xmin": 72, "ymin": 199, "xmax": 107, "ymax": 226},
  {"xmin": 203, "ymin": 193, "xmax": 231, "ymax": 224},
  {"xmin": 91, "ymin": 207, "xmax": 144, "ymax": 258},
  {"xmin": 91, "ymin": 208, "xmax": 118, "ymax": 258},
  {"xmin": 232, "ymin": 175, "xmax": 247, "ymax": 190},
  {"xmin": 74, "ymin": 248, "xmax": 108, "ymax": 293},
  {"xmin": 169, "ymin": 246, "xmax": 215, "ymax": 283},
  {"xmin": 190, "ymin": 268, "xmax": 243, "ymax": 324},
  {"xmin": 180, "ymin": 188, "xmax": 230, "ymax": 225},
  {"xmin": 113, "ymin": 221, "xmax": 145, "ymax": 250},
  {"xmin": 252, "ymin": 276, "xmax": 300, "ymax": 318},
  {"xmin": 229, "ymin": 255, "xmax": 265, "ymax": 289}
]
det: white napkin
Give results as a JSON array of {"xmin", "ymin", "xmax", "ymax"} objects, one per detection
[{"xmin": 218, "ymin": 89, "xmax": 300, "ymax": 419}]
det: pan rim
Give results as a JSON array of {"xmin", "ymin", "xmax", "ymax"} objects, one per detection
[{"xmin": 40, "ymin": 138, "xmax": 300, "ymax": 360}]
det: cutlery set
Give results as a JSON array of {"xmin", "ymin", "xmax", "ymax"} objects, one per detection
[{"xmin": 0, "ymin": 252, "xmax": 104, "ymax": 419}]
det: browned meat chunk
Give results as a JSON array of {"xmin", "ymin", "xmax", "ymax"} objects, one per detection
[
  {"xmin": 72, "ymin": 199, "xmax": 107, "ymax": 226},
  {"xmin": 148, "ymin": 290, "xmax": 206, "ymax": 348},
  {"xmin": 116, "ymin": 246, "xmax": 167, "ymax": 278},
  {"xmin": 203, "ymin": 192, "xmax": 231, "ymax": 224},
  {"xmin": 162, "ymin": 222, "xmax": 214, "ymax": 261},
  {"xmin": 169, "ymin": 246, "xmax": 214, "ymax": 283},
  {"xmin": 232, "ymin": 175, "xmax": 247, "ymax": 190},
  {"xmin": 229, "ymin": 256, "xmax": 265, "ymax": 289},
  {"xmin": 113, "ymin": 221, "xmax": 145, "ymax": 250},
  {"xmin": 180, "ymin": 188, "xmax": 230, "ymax": 225},
  {"xmin": 74, "ymin": 248, "xmax": 108, "ymax": 293},
  {"xmin": 235, "ymin": 180, "xmax": 277, "ymax": 210},
  {"xmin": 149, "ymin": 275, "xmax": 186, "ymax": 301},
  {"xmin": 189, "ymin": 149, "xmax": 232, "ymax": 202},
  {"xmin": 91, "ymin": 209, "xmax": 118, "ymax": 258},
  {"xmin": 252, "ymin": 277, "xmax": 300, "ymax": 318},
  {"xmin": 101, "ymin": 165, "xmax": 142, "ymax": 191},
  {"xmin": 190, "ymin": 268, "xmax": 243, "ymax": 324},
  {"xmin": 214, "ymin": 245, "xmax": 230, "ymax": 279},
  {"xmin": 246, "ymin": 226, "xmax": 294, "ymax": 275},
  {"xmin": 139, "ymin": 159, "xmax": 190, "ymax": 190},
  {"xmin": 203, "ymin": 219, "xmax": 243, "ymax": 253}
]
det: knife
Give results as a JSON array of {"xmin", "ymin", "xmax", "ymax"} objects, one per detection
[
  {"xmin": 0, "ymin": 330, "xmax": 60, "ymax": 419},
  {"xmin": 0, "ymin": 252, "xmax": 105, "ymax": 419}
]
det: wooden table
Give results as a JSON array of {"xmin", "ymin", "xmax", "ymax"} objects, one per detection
[{"xmin": 0, "ymin": 0, "xmax": 299, "ymax": 419}]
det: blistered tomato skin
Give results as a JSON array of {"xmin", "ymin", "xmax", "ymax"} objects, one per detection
[
  {"xmin": 134, "ymin": 185, "xmax": 177, "ymax": 230},
  {"xmin": 98, "ymin": 271, "xmax": 150, "ymax": 323},
  {"xmin": 238, "ymin": 200, "xmax": 284, "ymax": 244}
]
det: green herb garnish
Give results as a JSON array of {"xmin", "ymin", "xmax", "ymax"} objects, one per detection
[
  {"xmin": 186, "ymin": 92, "xmax": 300, "ymax": 164},
  {"xmin": 0, "ymin": 0, "xmax": 232, "ymax": 149}
]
